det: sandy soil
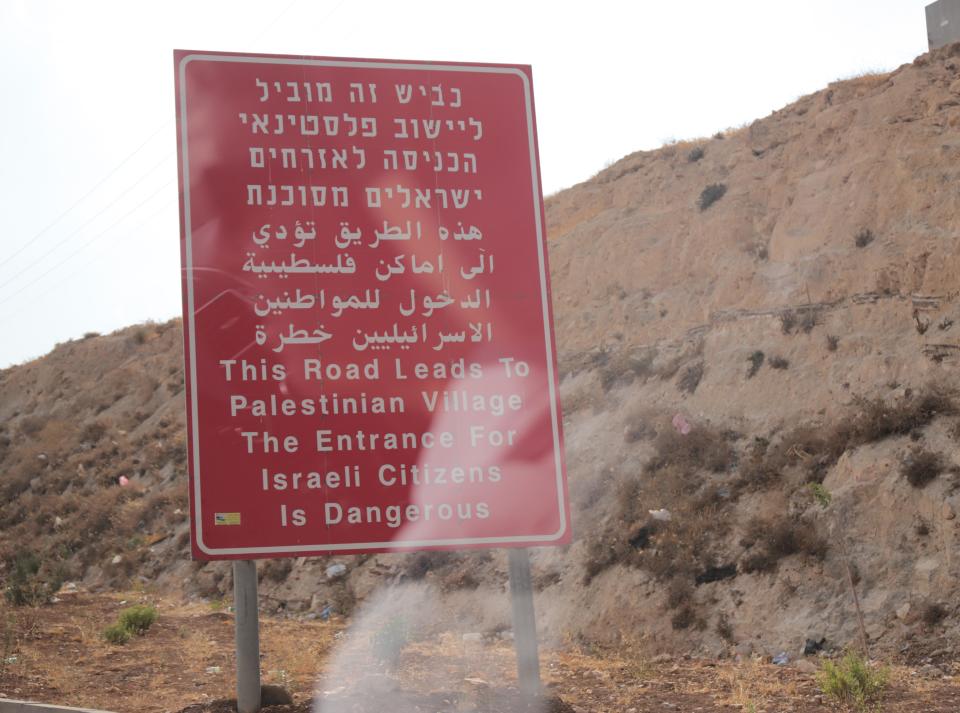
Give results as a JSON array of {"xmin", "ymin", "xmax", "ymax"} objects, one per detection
[{"xmin": 1, "ymin": 591, "xmax": 959, "ymax": 712}]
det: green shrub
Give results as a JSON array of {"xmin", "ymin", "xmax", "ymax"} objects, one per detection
[
  {"xmin": 103, "ymin": 623, "xmax": 131, "ymax": 645},
  {"xmin": 816, "ymin": 650, "xmax": 888, "ymax": 710},
  {"xmin": 118, "ymin": 605, "xmax": 157, "ymax": 635},
  {"xmin": 808, "ymin": 483, "xmax": 832, "ymax": 508}
]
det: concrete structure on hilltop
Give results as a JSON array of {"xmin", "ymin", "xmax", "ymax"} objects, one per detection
[{"xmin": 927, "ymin": 0, "xmax": 960, "ymax": 50}]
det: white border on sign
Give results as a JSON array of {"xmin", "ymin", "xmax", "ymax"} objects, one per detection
[{"xmin": 178, "ymin": 54, "xmax": 566, "ymax": 555}]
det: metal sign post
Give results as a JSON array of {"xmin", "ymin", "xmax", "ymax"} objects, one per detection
[
  {"xmin": 233, "ymin": 560, "xmax": 261, "ymax": 713},
  {"xmin": 508, "ymin": 548, "xmax": 542, "ymax": 696}
]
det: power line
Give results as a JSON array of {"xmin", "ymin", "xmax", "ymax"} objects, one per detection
[
  {"xmin": 0, "ymin": 121, "xmax": 172, "ymax": 271},
  {"xmin": 0, "ymin": 0, "xmax": 351, "ymax": 307},
  {"xmin": 0, "ymin": 153, "xmax": 174, "ymax": 291},
  {"xmin": 0, "ymin": 196, "xmax": 178, "ymax": 322},
  {"xmin": 0, "ymin": 180, "xmax": 174, "ymax": 308}
]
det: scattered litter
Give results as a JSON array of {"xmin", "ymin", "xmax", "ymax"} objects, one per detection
[
  {"xmin": 37, "ymin": 454, "xmax": 47, "ymax": 461},
  {"xmin": 111, "ymin": 555, "xmax": 123, "ymax": 565},
  {"xmin": 773, "ymin": 652, "xmax": 790, "ymax": 666},
  {"xmin": 174, "ymin": 508, "xmax": 183, "ymax": 515},
  {"xmin": 319, "ymin": 604, "xmax": 334, "ymax": 621},
  {"xmin": 325, "ymin": 563, "xmax": 347, "ymax": 580},
  {"xmin": 54, "ymin": 516, "xmax": 64, "ymax": 528},
  {"xmin": 58, "ymin": 582, "xmax": 79, "ymax": 594},
  {"xmin": 205, "ymin": 666, "xmax": 221, "ymax": 674},
  {"xmin": 118, "ymin": 475, "xmax": 130, "ymax": 487},
  {"xmin": 672, "ymin": 413, "xmax": 692, "ymax": 435},
  {"xmin": 648, "ymin": 508, "xmax": 672, "ymax": 522},
  {"xmin": 4, "ymin": 656, "xmax": 17, "ymax": 664}
]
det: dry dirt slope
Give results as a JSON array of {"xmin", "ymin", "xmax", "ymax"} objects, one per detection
[{"xmin": 3, "ymin": 43, "xmax": 960, "ymax": 661}]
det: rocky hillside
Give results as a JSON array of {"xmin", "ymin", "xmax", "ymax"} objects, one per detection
[{"xmin": 4, "ymin": 43, "xmax": 960, "ymax": 662}]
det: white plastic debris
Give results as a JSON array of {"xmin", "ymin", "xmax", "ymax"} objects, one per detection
[
  {"xmin": 672, "ymin": 413, "xmax": 692, "ymax": 435},
  {"xmin": 111, "ymin": 554, "xmax": 123, "ymax": 565},
  {"xmin": 325, "ymin": 563, "xmax": 347, "ymax": 579},
  {"xmin": 648, "ymin": 508, "xmax": 672, "ymax": 522}
]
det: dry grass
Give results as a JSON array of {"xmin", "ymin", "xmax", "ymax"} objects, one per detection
[
  {"xmin": 740, "ymin": 516, "xmax": 828, "ymax": 573},
  {"xmin": 584, "ymin": 414, "xmax": 737, "ymax": 585},
  {"xmin": 646, "ymin": 423, "xmax": 735, "ymax": 475},
  {"xmin": 737, "ymin": 387, "xmax": 956, "ymax": 490}
]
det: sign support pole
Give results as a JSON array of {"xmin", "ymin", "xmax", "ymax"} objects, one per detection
[
  {"xmin": 233, "ymin": 559, "xmax": 261, "ymax": 713},
  {"xmin": 507, "ymin": 548, "xmax": 542, "ymax": 696}
]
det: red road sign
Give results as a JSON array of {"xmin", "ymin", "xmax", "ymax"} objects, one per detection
[{"xmin": 174, "ymin": 50, "xmax": 569, "ymax": 559}]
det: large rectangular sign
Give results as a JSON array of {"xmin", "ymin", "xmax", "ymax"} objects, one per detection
[{"xmin": 174, "ymin": 50, "xmax": 569, "ymax": 558}]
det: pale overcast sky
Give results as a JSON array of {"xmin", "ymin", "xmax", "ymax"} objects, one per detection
[{"xmin": 0, "ymin": 0, "xmax": 934, "ymax": 367}]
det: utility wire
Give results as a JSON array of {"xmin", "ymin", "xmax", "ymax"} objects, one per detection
[
  {"xmin": 0, "ymin": 0, "xmax": 349, "ymax": 304},
  {"xmin": 0, "ymin": 121, "xmax": 172, "ymax": 271},
  {"xmin": 0, "ymin": 153, "xmax": 174, "ymax": 291},
  {"xmin": 0, "ymin": 180, "xmax": 174, "ymax": 308}
]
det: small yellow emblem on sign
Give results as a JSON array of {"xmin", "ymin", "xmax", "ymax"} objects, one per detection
[{"xmin": 215, "ymin": 512, "xmax": 241, "ymax": 526}]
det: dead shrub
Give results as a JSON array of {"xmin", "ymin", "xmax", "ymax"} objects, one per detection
[
  {"xmin": 403, "ymin": 550, "xmax": 456, "ymax": 580},
  {"xmin": 799, "ymin": 309, "xmax": 819, "ymax": 333},
  {"xmin": 677, "ymin": 361, "xmax": 704, "ymax": 394},
  {"xmin": 671, "ymin": 605, "xmax": 706, "ymax": 631},
  {"xmin": 740, "ymin": 516, "xmax": 827, "ymax": 573},
  {"xmin": 716, "ymin": 613, "xmax": 735, "ymax": 642},
  {"xmin": 780, "ymin": 310, "xmax": 797, "ymax": 335},
  {"xmin": 259, "ymin": 558, "xmax": 293, "ymax": 583},
  {"xmin": 901, "ymin": 448, "xmax": 944, "ymax": 488},
  {"xmin": 854, "ymin": 228, "xmax": 874, "ymax": 248},
  {"xmin": 698, "ymin": 183, "xmax": 727, "ymax": 211},
  {"xmin": 769, "ymin": 356, "xmax": 790, "ymax": 370},
  {"xmin": 80, "ymin": 420, "xmax": 107, "ymax": 443},
  {"xmin": 855, "ymin": 391, "xmax": 955, "ymax": 444},
  {"xmin": 746, "ymin": 351, "xmax": 765, "ymax": 378},
  {"xmin": 600, "ymin": 347, "xmax": 657, "ymax": 392},
  {"xmin": 665, "ymin": 577, "xmax": 694, "ymax": 610},
  {"xmin": 921, "ymin": 602, "xmax": 948, "ymax": 627},
  {"xmin": 18, "ymin": 416, "xmax": 44, "ymax": 439},
  {"xmin": 623, "ymin": 406, "xmax": 656, "ymax": 443},
  {"xmin": 688, "ymin": 146, "xmax": 705, "ymax": 162},
  {"xmin": 647, "ymin": 425, "xmax": 734, "ymax": 475},
  {"xmin": 741, "ymin": 388, "xmax": 956, "ymax": 490},
  {"xmin": 826, "ymin": 335, "xmax": 840, "ymax": 352}
]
